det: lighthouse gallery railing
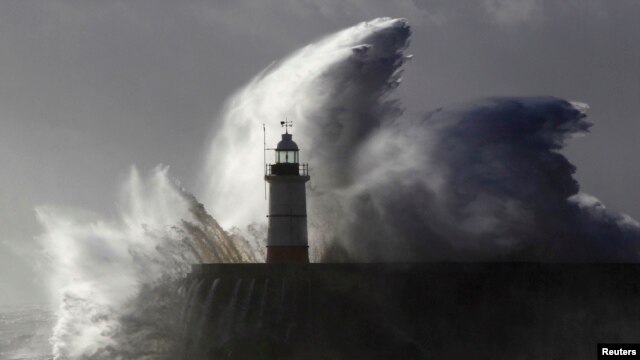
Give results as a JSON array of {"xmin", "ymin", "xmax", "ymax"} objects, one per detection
[{"xmin": 265, "ymin": 163, "xmax": 309, "ymax": 176}]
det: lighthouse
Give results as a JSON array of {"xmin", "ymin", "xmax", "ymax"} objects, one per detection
[{"xmin": 265, "ymin": 121, "xmax": 310, "ymax": 263}]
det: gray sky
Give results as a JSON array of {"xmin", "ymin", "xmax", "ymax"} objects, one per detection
[{"xmin": 1, "ymin": 0, "xmax": 639, "ymax": 304}]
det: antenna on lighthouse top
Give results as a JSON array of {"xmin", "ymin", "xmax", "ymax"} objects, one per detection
[
  {"xmin": 263, "ymin": 122, "xmax": 267, "ymax": 200},
  {"xmin": 280, "ymin": 118, "xmax": 293, "ymax": 134}
]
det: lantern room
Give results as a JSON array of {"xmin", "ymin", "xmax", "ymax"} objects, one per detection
[{"xmin": 275, "ymin": 133, "xmax": 299, "ymax": 164}]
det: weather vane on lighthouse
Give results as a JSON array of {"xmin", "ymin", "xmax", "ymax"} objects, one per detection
[
  {"xmin": 264, "ymin": 119, "xmax": 310, "ymax": 263},
  {"xmin": 280, "ymin": 119, "xmax": 293, "ymax": 134}
]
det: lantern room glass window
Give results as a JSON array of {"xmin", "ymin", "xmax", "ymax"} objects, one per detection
[{"xmin": 276, "ymin": 150, "xmax": 299, "ymax": 164}]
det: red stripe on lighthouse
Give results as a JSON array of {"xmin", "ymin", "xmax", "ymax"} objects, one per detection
[{"xmin": 266, "ymin": 246, "xmax": 309, "ymax": 264}]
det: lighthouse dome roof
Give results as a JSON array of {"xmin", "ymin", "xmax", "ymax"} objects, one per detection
[{"xmin": 277, "ymin": 133, "xmax": 299, "ymax": 151}]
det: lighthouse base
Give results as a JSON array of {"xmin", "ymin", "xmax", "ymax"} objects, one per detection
[{"xmin": 266, "ymin": 246, "xmax": 309, "ymax": 263}]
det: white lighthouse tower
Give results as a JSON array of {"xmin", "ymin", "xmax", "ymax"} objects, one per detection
[{"xmin": 265, "ymin": 120, "xmax": 310, "ymax": 263}]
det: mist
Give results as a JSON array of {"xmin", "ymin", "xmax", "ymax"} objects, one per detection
[
  {"xmin": 36, "ymin": 166, "xmax": 259, "ymax": 358},
  {"xmin": 18, "ymin": 13, "xmax": 640, "ymax": 360},
  {"xmin": 341, "ymin": 97, "xmax": 640, "ymax": 261},
  {"xmin": 202, "ymin": 18, "xmax": 640, "ymax": 262},
  {"xmin": 3, "ymin": 0, "xmax": 640, "ymax": 310}
]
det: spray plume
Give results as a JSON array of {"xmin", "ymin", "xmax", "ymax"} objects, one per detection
[
  {"xmin": 202, "ymin": 18, "xmax": 639, "ymax": 262},
  {"xmin": 201, "ymin": 17, "xmax": 412, "ymax": 258},
  {"xmin": 37, "ymin": 15, "xmax": 640, "ymax": 360},
  {"xmin": 344, "ymin": 97, "xmax": 640, "ymax": 261},
  {"xmin": 201, "ymin": 18, "xmax": 411, "ymax": 227},
  {"xmin": 37, "ymin": 19, "xmax": 415, "ymax": 359},
  {"xmin": 37, "ymin": 166, "xmax": 258, "ymax": 359}
]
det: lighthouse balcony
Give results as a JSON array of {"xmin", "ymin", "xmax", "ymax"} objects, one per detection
[{"xmin": 265, "ymin": 163, "xmax": 309, "ymax": 176}]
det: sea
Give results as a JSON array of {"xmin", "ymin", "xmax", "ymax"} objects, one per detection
[{"xmin": 0, "ymin": 304, "xmax": 54, "ymax": 360}]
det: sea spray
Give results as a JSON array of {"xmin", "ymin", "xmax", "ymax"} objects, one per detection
[
  {"xmin": 222, "ymin": 279, "xmax": 243, "ymax": 340},
  {"xmin": 36, "ymin": 15, "xmax": 640, "ymax": 360},
  {"xmin": 38, "ymin": 166, "xmax": 260, "ymax": 359},
  {"xmin": 340, "ymin": 97, "xmax": 640, "ymax": 261},
  {"xmin": 201, "ymin": 17, "xmax": 412, "ymax": 260},
  {"xmin": 256, "ymin": 278, "xmax": 269, "ymax": 333},
  {"xmin": 238, "ymin": 278, "xmax": 255, "ymax": 331},
  {"xmin": 202, "ymin": 17, "xmax": 640, "ymax": 262}
]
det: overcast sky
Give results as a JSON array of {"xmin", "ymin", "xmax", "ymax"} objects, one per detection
[{"xmin": 1, "ymin": 0, "xmax": 638, "ymax": 305}]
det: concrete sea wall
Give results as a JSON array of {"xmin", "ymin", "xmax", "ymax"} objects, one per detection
[{"xmin": 183, "ymin": 263, "xmax": 640, "ymax": 359}]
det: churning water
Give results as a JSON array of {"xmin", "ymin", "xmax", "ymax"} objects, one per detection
[{"xmin": 0, "ymin": 303, "xmax": 54, "ymax": 360}]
